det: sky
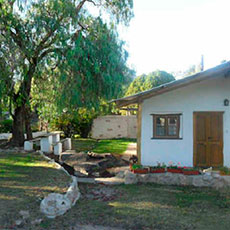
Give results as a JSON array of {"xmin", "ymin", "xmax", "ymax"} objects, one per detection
[{"xmin": 119, "ymin": 0, "xmax": 230, "ymax": 77}]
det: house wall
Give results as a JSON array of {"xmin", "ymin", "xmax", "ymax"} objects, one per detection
[
  {"xmin": 91, "ymin": 115, "xmax": 137, "ymax": 139},
  {"xmin": 141, "ymin": 75, "xmax": 230, "ymax": 167}
]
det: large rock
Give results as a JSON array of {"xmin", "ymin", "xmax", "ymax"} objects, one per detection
[
  {"xmin": 124, "ymin": 171, "xmax": 138, "ymax": 184},
  {"xmin": 62, "ymin": 151, "xmax": 127, "ymax": 178},
  {"xmin": 19, "ymin": 210, "xmax": 30, "ymax": 219},
  {"xmin": 202, "ymin": 173, "xmax": 212, "ymax": 182},
  {"xmin": 137, "ymin": 174, "xmax": 150, "ymax": 183},
  {"xmin": 40, "ymin": 193, "xmax": 72, "ymax": 218},
  {"xmin": 40, "ymin": 177, "xmax": 80, "ymax": 218},
  {"xmin": 222, "ymin": 176, "xmax": 230, "ymax": 187},
  {"xmin": 65, "ymin": 177, "xmax": 80, "ymax": 205},
  {"xmin": 211, "ymin": 176, "xmax": 226, "ymax": 189},
  {"xmin": 192, "ymin": 175, "xmax": 210, "ymax": 187},
  {"xmin": 147, "ymin": 174, "xmax": 160, "ymax": 183}
]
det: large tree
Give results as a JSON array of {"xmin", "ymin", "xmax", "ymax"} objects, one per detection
[
  {"xmin": 125, "ymin": 70, "xmax": 175, "ymax": 96},
  {"xmin": 0, "ymin": 0, "xmax": 133, "ymax": 146}
]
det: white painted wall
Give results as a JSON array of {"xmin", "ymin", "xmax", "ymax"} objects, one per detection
[
  {"xmin": 141, "ymin": 75, "xmax": 230, "ymax": 167},
  {"xmin": 91, "ymin": 115, "xmax": 137, "ymax": 139}
]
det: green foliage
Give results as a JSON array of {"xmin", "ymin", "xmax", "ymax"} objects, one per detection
[
  {"xmin": 131, "ymin": 164, "xmax": 143, "ymax": 170},
  {"xmin": 57, "ymin": 18, "xmax": 134, "ymax": 110},
  {"xmin": 0, "ymin": 0, "xmax": 134, "ymax": 143},
  {"xmin": 51, "ymin": 108, "xmax": 96, "ymax": 138},
  {"xmin": 0, "ymin": 119, "xmax": 13, "ymax": 133},
  {"xmin": 125, "ymin": 70, "xmax": 175, "ymax": 96},
  {"xmin": 218, "ymin": 166, "xmax": 230, "ymax": 175}
]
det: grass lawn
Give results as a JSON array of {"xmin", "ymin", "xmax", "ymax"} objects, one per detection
[
  {"xmin": 72, "ymin": 138, "xmax": 136, "ymax": 155},
  {"xmin": 0, "ymin": 150, "xmax": 70, "ymax": 229},
  {"xmin": 2, "ymin": 151, "xmax": 230, "ymax": 230}
]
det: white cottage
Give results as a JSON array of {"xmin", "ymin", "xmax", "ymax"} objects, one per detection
[{"xmin": 113, "ymin": 62, "xmax": 230, "ymax": 168}]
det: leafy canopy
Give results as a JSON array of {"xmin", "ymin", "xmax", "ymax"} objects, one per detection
[
  {"xmin": 125, "ymin": 70, "xmax": 175, "ymax": 96},
  {"xmin": 0, "ymin": 0, "xmax": 134, "ymax": 112}
]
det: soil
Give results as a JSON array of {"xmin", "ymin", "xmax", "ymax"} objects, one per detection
[
  {"xmin": 45, "ymin": 151, "xmax": 128, "ymax": 178},
  {"xmin": 72, "ymin": 224, "xmax": 124, "ymax": 230}
]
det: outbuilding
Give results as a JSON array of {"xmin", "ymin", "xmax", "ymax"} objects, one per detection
[{"xmin": 113, "ymin": 62, "xmax": 230, "ymax": 168}]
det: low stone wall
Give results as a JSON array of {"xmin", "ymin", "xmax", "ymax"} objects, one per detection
[
  {"xmin": 124, "ymin": 171, "xmax": 230, "ymax": 189},
  {"xmin": 91, "ymin": 115, "xmax": 137, "ymax": 139}
]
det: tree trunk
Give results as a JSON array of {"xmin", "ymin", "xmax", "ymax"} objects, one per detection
[
  {"xmin": 11, "ymin": 105, "xmax": 25, "ymax": 147},
  {"xmin": 25, "ymin": 107, "xmax": 33, "ymax": 140},
  {"xmin": 11, "ymin": 63, "xmax": 36, "ymax": 146}
]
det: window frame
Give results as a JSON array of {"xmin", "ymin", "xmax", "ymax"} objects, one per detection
[{"xmin": 151, "ymin": 114, "xmax": 181, "ymax": 139}]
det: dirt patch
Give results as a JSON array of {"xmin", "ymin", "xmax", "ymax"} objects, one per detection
[
  {"xmin": 82, "ymin": 184, "xmax": 120, "ymax": 202},
  {"xmin": 72, "ymin": 224, "xmax": 124, "ymax": 230}
]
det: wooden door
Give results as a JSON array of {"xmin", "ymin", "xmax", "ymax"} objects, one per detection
[{"xmin": 193, "ymin": 112, "xmax": 223, "ymax": 167}]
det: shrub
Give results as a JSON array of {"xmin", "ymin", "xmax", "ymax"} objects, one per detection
[
  {"xmin": 50, "ymin": 109, "xmax": 95, "ymax": 138},
  {"xmin": 0, "ymin": 119, "xmax": 13, "ymax": 133}
]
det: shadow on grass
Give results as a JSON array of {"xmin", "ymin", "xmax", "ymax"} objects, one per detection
[
  {"xmin": 0, "ymin": 151, "xmax": 71, "ymax": 228},
  {"xmin": 45, "ymin": 183, "xmax": 230, "ymax": 230}
]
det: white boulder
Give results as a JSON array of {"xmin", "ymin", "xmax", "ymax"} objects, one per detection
[
  {"xmin": 40, "ymin": 193, "xmax": 72, "ymax": 218},
  {"xmin": 40, "ymin": 176, "xmax": 80, "ymax": 218}
]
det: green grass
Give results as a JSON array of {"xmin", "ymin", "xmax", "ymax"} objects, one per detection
[
  {"xmin": 72, "ymin": 138, "xmax": 136, "ymax": 155},
  {"xmin": 2, "ymin": 150, "xmax": 230, "ymax": 229},
  {"xmin": 37, "ymin": 183, "xmax": 230, "ymax": 230},
  {"xmin": 72, "ymin": 138, "xmax": 98, "ymax": 152},
  {"xmin": 0, "ymin": 151, "xmax": 70, "ymax": 229}
]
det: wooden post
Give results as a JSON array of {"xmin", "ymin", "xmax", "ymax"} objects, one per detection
[{"xmin": 137, "ymin": 102, "xmax": 142, "ymax": 165}]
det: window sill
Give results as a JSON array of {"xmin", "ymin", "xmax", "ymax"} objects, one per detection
[{"xmin": 151, "ymin": 137, "xmax": 183, "ymax": 140}]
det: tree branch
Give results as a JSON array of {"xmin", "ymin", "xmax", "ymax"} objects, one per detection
[
  {"xmin": 87, "ymin": 0, "xmax": 97, "ymax": 6},
  {"xmin": 38, "ymin": 48, "xmax": 63, "ymax": 63}
]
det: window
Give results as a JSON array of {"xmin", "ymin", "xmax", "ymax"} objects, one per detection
[{"xmin": 152, "ymin": 114, "xmax": 181, "ymax": 139}]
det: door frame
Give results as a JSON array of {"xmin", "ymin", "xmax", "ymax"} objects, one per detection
[{"xmin": 193, "ymin": 111, "xmax": 224, "ymax": 167}]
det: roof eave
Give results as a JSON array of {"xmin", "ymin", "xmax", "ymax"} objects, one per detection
[{"xmin": 112, "ymin": 62, "xmax": 230, "ymax": 107}]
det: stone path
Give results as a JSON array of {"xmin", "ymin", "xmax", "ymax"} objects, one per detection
[
  {"xmin": 121, "ymin": 143, "xmax": 137, "ymax": 162},
  {"xmin": 123, "ymin": 143, "xmax": 137, "ymax": 156}
]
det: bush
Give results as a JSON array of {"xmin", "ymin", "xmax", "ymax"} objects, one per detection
[
  {"xmin": 0, "ymin": 119, "xmax": 13, "ymax": 133},
  {"xmin": 50, "ymin": 109, "xmax": 95, "ymax": 138},
  {"xmin": 31, "ymin": 122, "xmax": 40, "ymax": 132}
]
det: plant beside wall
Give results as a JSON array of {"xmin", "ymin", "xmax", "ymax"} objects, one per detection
[
  {"xmin": 167, "ymin": 165, "xmax": 183, "ymax": 173},
  {"xmin": 218, "ymin": 167, "xmax": 230, "ymax": 176},
  {"xmin": 149, "ymin": 162, "xmax": 166, "ymax": 173},
  {"xmin": 182, "ymin": 167, "xmax": 201, "ymax": 175},
  {"xmin": 130, "ymin": 164, "xmax": 148, "ymax": 174},
  {"xmin": 166, "ymin": 162, "xmax": 183, "ymax": 173}
]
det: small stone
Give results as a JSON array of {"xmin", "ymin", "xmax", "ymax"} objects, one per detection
[
  {"xmin": 15, "ymin": 219, "xmax": 23, "ymax": 227},
  {"xmin": 19, "ymin": 210, "xmax": 30, "ymax": 219},
  {"xmin": 212, "ymin": 173, "xmax": 220, "ymax": 179},
  {"xmin": 137, "ymin": 174, "xmax": 150, "ymax": 183},
  {"xmin": 192, "ymin": 176, "xmax": 207, "ymax": 187},
  {"xmin": 222, "ymin": 175, "xmax": 230, "ymax": 186},
  {"xmin": 115, "ymin": 171, "xmax": 125, "ymax": 178},
  {"xmin": 31, "ymin": 218, "xmax": 43, "ymax": 225},
  {"xmin": 203, "ymin": 174, "xmax": 212, "ymax": 182},
  {"xmin": 148, "ymin": 174, "xmax": 159, "ymax": 183},
  {"xmin": 212, "ymin": 177, "xmax": 225, "ymax": 189}
]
